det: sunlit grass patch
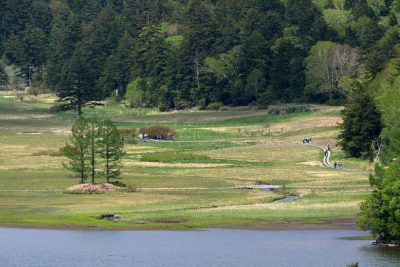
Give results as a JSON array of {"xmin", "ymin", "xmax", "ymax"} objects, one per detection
[{"xmin": 141, "ymin": 151, "xmax": 210, "ymax": 163}]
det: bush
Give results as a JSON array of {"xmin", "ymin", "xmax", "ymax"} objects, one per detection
[
  {"xmin": 125, "ymin": 184, "xmax": 137, "ymax": 192},
  {"xmin": 207, "ymin": 102, "xmax": 223, "ymax": 110},
  {"xmin": 176, "ymin": 100, "xmax": 191, "ymax": 110},
  {"xmin": 16, "ymin": 92, "xmax": 26, "ymax": 101},
  {"xmin": 28, "ymin": 84, "xmax": 48, "ymax": 96},
  {"xmin": 117, "ymin": 127, "xmax": 136, "ymax": 144},
  {"xmin": 110, "ymin": 181, "xmax": 127, "ymax": 187},
  {"xmin": 139, "ymin": 126, "xmax": 176, "ymax": 140},
  {"xmin": 198, "ymin": 98, "xmax": 207, "ymax": 110}
]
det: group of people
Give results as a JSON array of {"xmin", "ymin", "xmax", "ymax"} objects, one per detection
[
  {"xmin": 138, "ymin": 133, "xmax": 176, "ymax": 141},
  {"xmin": 138, "ymin": 133, "xmax": 149, "ymax": 140},
  {"xmin": 333, "ymin": 161, "xmax": 343, "ymax": 169},
  {"xmin": 303, "ymin": 137, "xmax": 312, "ymax": 144}
]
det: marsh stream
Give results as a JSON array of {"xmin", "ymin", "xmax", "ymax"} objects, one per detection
[{"xmin": 0, "ymin": 228, "xmax": 399, "ymax": 266}]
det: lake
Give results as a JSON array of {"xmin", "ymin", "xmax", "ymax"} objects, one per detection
[{"xmin": 0, "ymin": 228, "xmax": 399, "ymax": 267}]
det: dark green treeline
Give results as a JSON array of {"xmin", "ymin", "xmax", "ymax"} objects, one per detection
[{"xmin": 1, "ymin": 0, "xmax": 400, "ymax": 110}]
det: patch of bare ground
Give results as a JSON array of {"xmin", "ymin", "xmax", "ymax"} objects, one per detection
[
  {"xmin": 297, "ymin": 161, "xmax": 322, "ymax": 167},
  {"xmin": 125, "ymin": 161, "xmax": 231, "ymax": 168},
  {"xmin": 202, "ymin": 201, "xmax": 360, "ymax": 211},
  {"xmin": 149, "ymin": 218, "xmax": 187, "ymax": 224},
  {"xmin": 64, "ymin": 183, "xmax": 124, "ymax": 194},
  {"xmin": 219, "ymin": 218, "xmax": 358, "ymax": 231},
  {"xmin": 18, "ymin": 128, "xmax": 70, "ymax": 135},
  {"xmin": 0, "ymin": 114, "xmax": 53, "ymax": 121}
]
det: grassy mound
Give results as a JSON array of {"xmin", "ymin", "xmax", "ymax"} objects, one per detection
[{"xmin": 64, "ymin": 183, "xmax": 123, "ymax": 194}]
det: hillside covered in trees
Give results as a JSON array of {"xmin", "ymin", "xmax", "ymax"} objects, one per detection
[{"xmin": 0, "ymin": 0, "xmax": 399, "ymax": 114}]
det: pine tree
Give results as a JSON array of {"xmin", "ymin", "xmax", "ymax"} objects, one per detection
[
  {"xmin": 339, "ymin": 91, "xmax": 382, "ymax": 159},
  {"xmin": 63, "ymin": 117, "xmax": 91, "ymax": 184},
  {"xmin": 4, "ymin": 26, "xmax": 47, "ymax": 87},
  {"xmin": 97, "ymin": 120, "xmax": 125, "ymax": 183},
  {"xmin": 381, "ymin": 117, "xmax": 400, "ymax": 163},
  {"xmin": 56, "ymin": 45, "xmax": 99, "ymax": 115},
  {"xmin": 47, "ymin": 3, "xmax": 81, "ymax": 89},
  {"xmin": 98, "ymin": 33, "xmax": 135, "ymax": 98},
  {"xmin": 88, "ymin": 118, "xmax": 100, "ymax": 184}
]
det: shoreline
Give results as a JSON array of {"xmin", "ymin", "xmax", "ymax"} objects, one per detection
[{"xmin": 0, "ymin": 218, "xmax": 360, "ymax": 232}]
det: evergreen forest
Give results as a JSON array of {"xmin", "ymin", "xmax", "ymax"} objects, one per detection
[{"xmin": 0, "ymin": 0, "xmax": 398, "ymax": 114}]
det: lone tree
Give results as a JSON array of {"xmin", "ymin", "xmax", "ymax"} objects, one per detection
[
  {"xmin": 63, "ymin": 117, "xmax": 90, "ymax": 183},
  {"xmin": 56, "ymin": 47, "xmax": 100, "ymax": 115},
  {"xmin": 97, "ymin": 120, "xmax": 125, "ymax": 183},
  {"xmin": 339, "ymin": 92, "xmax": 382, "ymax": 159}
]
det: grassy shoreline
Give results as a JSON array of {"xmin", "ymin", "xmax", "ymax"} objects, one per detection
[{"xmin": 0, "ymin": 217, "xmax": 359, "ymax": 231}]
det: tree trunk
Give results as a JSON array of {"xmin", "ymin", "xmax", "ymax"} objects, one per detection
[
  {"xmin": 106, "ymin": 146, "xmax": 110, "ymax": 183},
  {"xmin": 91, "ymin": 124, "xmax": 95, "ymax": 184},
  {"xmin": 78, "ymin": 105, "xmax": 82, "ymax": 116},
  {"xmin": 194, "ymin": 49, "xmax": 200, "ymax": 94}
]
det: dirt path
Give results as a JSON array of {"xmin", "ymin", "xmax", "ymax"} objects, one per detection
[{"xmin": 323, "ymin": 149, "xmax": 333, "ymax": 168}]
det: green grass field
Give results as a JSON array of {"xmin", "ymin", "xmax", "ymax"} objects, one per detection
[{"xmin": 0, "ymin": 92, "xmax": 372, "ymax": 230}]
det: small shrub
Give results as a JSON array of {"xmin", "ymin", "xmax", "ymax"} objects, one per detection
[
  {"xmin": 347, "ymin": 263, "xmax": 358, "ymax": 267},
  {"xmin": 207, "ymin": 102, "xmax": 223, "ymax": 110},
  {"xmin": 16, "ymin": 92, "xmax": 26, "ymax": 101},
  {"xmin": 104, "ymin": 96, "xmax": 119, "ymax": 106},
  {"xmin": 176, "ymin": 100, "xmax": 191, "ymax": 110},
  {"xmin": 110, "ymin": 181, "xmax": 127, "ymax": 187},
  {"xmin": 118, "ymin": 127, "xmax": 136, "ymax": 144},
  {"xmin": 125, "ymin": 184, "xmax": 137, "ymax": 192},
  {"xmin": 28, "ymin": 84, "xmax": 47, "ymax": 96},
  {"xmin": 197, "ymin": 98, "xmax": 207, "ymax": 110},
  {"xmin": 139, "ymin": 126, "xmax": 176, "ymax": 140}
]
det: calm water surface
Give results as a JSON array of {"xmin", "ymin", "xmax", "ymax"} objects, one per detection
[{"xmin": 0, "ymin": 228, "xmax": 399, "ymax": 267}]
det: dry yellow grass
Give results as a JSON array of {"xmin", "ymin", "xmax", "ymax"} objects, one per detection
[{"xmin": 0, "ymin": 98, "xmax": 371, "ymax": 229}]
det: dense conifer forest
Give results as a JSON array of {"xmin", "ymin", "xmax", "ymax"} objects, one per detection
[{"xmin": 0, "ymin": 0, "xmax": 398, "ymax": 114}]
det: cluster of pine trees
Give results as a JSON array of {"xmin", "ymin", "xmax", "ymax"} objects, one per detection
[
  {"xmin": 1, "ymin": 0, "xmax": 399, "ymax": 112},
  {"xmin": 64, "ymin": 118, "xmax": 125, "ymax": 184}
]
